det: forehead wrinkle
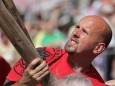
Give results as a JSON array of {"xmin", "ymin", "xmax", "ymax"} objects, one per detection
[
  {"xmin": 78, "ymin": 19, "xmax": 100, "ymax": 37},
  {"xmin": 77, "ymin": 15, "xmax": 112, "ymax": 47}
]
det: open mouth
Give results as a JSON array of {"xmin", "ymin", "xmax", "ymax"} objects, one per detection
[{"xmin": 71, "ymin": 38, "xmax": 79, "ymax": 44}]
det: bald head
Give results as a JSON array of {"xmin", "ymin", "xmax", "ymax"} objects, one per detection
[
  {"xmin": 65, "ymin": 15, "xmax": 112, "ymax": 55},
  {"xmin": 81, "ymin": 15, "xmax": 112, "ymax": 48}
]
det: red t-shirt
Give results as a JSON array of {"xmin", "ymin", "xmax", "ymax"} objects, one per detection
[
  {"xmin": 0, "ymin": 56, "xmax": 11, "ymax": 86},
  {"xmin": 7, "ymin": 47, "xmax": 105, "ymax": 86}
]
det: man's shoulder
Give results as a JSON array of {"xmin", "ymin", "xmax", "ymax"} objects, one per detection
[
  {"xmin": 36, "ymin": 47, "xmax": 66, "ymax": 59},
  {"xmin": 36, "ymin": 47, "xmax": 65, "ymax": 52},
  {"xmin": 84, "ymin": 65, "xmax": 105, "ymax": 86}
]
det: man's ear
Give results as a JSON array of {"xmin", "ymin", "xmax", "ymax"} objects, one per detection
[{"xmin": 93, "ymin": 43, "xmax": 105, "ymax": 54}]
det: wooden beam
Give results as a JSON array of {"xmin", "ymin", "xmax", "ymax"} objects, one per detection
[{"xmin": 2, "ymin": 0, "xmax": 34, "ymax": 46}]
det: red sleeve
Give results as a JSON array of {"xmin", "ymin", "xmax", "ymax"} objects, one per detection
[
  {"xmin": 0, "ymin": 56, "xmax": 11, "ymax": 86},
  {"xmin": 6, "ymin": 58, "xmax": 26, "ymax": 81}
]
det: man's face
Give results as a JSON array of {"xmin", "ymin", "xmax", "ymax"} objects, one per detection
[{"xmin": 65, "ymin": 18, "xmax": 100, "ymax": 54}]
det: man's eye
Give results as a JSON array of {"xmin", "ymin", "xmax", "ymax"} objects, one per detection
[
  {"xmin": 83, "ymin": 29, "xmax": 87, "ymax": 34},
  {"xmin": 83, "ymin": 29, "xmax": 86, "ymax": 32}
]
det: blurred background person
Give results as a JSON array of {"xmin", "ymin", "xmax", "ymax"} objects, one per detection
[
  {"xmin": 0, "ymin": 56, "xmax": 11, "ymax": 86},
  {"xmin": 53, "ymin": 73, "xmax": 93, "ymax": 86},
  {"xmin": 105, "ymin": 79, "xmax": 115, "ymax": 86},
  {"xmin": 0, "ymin": 29, "xmax": 20, "ymax": 67}
]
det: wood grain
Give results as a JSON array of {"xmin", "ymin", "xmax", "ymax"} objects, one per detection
[{"xmin": 2, "ymin": 0, "xmax": 34, "ymax": 46}]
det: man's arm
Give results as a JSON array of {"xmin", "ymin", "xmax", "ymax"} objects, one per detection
[{"xmin": 4, "ymin": 58, "xmax": 50, "ymax": 86}]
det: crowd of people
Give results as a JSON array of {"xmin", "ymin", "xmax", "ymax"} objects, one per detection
[{"xmin": 0, "ymin": 0, "xmax": 115, "ymax": 86}]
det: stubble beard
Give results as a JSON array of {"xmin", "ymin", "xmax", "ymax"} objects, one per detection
[{"xmin": 64, "ymin": 42, "xmax": 78, "ymax": 54}]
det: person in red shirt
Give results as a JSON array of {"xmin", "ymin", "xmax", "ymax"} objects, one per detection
[
  {"xmin": 0, "ymin": 56, "xmax": 11, "ymax": 86},
  {"xmin": 5, "ymin": 15, "xmax": 112, "ymax": 86}
]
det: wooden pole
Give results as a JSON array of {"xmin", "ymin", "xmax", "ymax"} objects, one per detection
[
  {"xmin": 2, "ymin": 0, "xmax": 34, "ymax": 46},
  {"xmin": 0, "ymin": 0, "xmax": 55, "ymax": 86}
]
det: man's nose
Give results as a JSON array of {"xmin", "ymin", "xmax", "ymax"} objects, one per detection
[{"xmin": 72, "ymin": 29, "xmax": 81, "ymax": 38}]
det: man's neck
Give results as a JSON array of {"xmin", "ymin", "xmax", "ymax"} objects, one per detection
[{"xmin": 67, "ymin": 54, "xmax": 92, "ymax": 72}]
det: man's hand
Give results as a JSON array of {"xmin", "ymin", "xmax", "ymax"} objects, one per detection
[{"xmin": 19, "ymin": 58, "xmax": 50, "ymax": 86}]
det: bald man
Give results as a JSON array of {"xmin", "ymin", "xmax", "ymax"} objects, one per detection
[{"xmin": 5, "ymin": 15, "xmax": 112, "ymax": 86}]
